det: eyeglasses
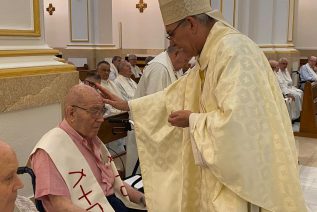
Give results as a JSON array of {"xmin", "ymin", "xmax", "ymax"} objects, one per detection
[
  {"xmin": 166, "ymin": 19, "xmax": 186, "ymax": 40},
  {"xmin": 72, "ymin": 105, "xmax": 107, "ymax": 118}
]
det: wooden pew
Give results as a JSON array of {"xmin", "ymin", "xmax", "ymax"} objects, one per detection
[
  {"xmin": 98, "ymin": 112, "xmax": 129, "ymax": 144},
  {"xmin": 98, "ymin": 112, "xmax": 129, "ymax": 177},
  {"xmin": 294, "ymin": 82, "xmax": 317, "ymax": 138}
]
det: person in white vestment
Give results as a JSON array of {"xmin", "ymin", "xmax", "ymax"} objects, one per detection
[
  {"xmin": 97, "ymin": 61, "xmax": 124, "ymax": 114},
  {"xmin": 299, "ymin": 56, "xmax": 317, "ymax": 89},
  {"xmin": 125, "ymin": 46, "xmax": 191, "ymax": 177},
  {"xmin": 114, "ymin": 61, "xmax": 138, "ymax": 101},
  {"xmin": 128, "ymin": 54, "xmax": 142, "ymax": 81},
  {"xmin": 109, "ymin": 56, "xmax": 122, "ymax": 81},
  {"xmin": 278, "ymin": 58, "xmax": 303, "ymax": 120},
  {"xmin": 134, "ymin": 45, "xmax": 191, "ymax": 98},
  {"xmin": 0, "ymin": 139, "xmax": 24, "ymax": 212},
  {"xmin": 269, "ymin": 60, "xmax": 294, "ymax": 120}
]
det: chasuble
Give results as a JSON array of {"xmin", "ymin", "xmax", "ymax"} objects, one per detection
[{"xmin": 129, "ymin": 21, "xmax": 307, "ymax": 212}]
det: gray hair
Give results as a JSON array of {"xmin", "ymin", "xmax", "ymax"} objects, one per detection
[
  {"xmin": 128, "ymin": 54, "xmax": 137, "ymax": 60},
  {"xmin": 192, "ymin": 13, "xmax": 214, "ymax": 26},
  {"xmin": 278, "ymin": 57, "xmax": 288, "ymax": 63}
]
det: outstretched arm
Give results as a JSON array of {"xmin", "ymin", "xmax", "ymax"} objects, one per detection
[{"xmin": 94, "ymin": 83, "xmax": 130, "ymax": 111}]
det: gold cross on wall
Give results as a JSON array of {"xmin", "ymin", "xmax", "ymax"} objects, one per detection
[
  {"xmin": 46, "ymin": 3, "xmax": 55, "ymax": 15},
  {"xmin": 136, "ymin": 0, "xmax": 147, "ymax": 13}
]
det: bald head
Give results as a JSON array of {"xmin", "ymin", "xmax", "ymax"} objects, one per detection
[
  {"xmin": 269, "ymin": 60, "xmax": 279, "ymax": 72},
  {"xmin": 308, "ymin": 56, "xmax": 317, "ymax": 68},
  {"xmin": 64, "ymin": 84, "xmax": 105, "ymax": 139},
  {"xmin": 0, "ymin": 139, "xmax": 14, "ymax": 160},
  {"xmin": 65, "ymin": 84, "xmax": 101, "ymax": 108},
  {"xmin": 0, "ymin": 139, "xmax": 23, "ymax": 212}
]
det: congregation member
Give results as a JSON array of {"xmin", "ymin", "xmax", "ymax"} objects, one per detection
[
  {"xmin": 96, "ymin": 60, "xmax": 124, "ymax": 114},
  {"xmin": 134, "ymin": 45, "xmax": 191, "ymax": 98},
  {"xmin": 96, "ymin": 0, "xmax": 307, "ymax": 211},
  {"xmin": 96, "ymin": 60, "xmax": 127, "ymax": 154},
  {"xmin": 128, "ymin": 54, "xmax": 142, "ymax": 81},
  {"xmin": 29, "ymin": 84, "xmax": 145, "ymax": 212},
  {"xmin": 269, "ymin": 59, "xmax": 294, "ymax": 120},
  {"xmin": 109, "ymin": 56, "xmax": 122, "ymax": 81},
  {"xmin": 299, "ymin": 56, "xmax": 317, "ymax": 87},
  {"xmin": 83, "ymin": 71, "xmax": 101, "ymax": 86},
  {"xmin": 114, "ymin": 61, "xmax": 138, "ymax": 101},
  {"xmin": 278, "ymin": 58, "xmax": 303, "ymax": 120},
  {"xmin": 0, "ymin": 139, "xmax": 24, "ymax": 212}
]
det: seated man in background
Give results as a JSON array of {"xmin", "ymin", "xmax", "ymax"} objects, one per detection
[
  {"xmin": 128, "ymin": 54, "xmax": 142, "ymax": 81},
  {"xmin": 300, "ymin": 56, "xmax": 317, "ymax": 87},
  {"xmin": 109, "ymin": 56, "xmax": 122, "ymax": 81},
  {"xmin": 96, "ymin": 60, "xmax": 124, "ymax": 114},
  {"xmin": 278, "ymin": 58, "xmax": 303, "ymax": 120},
  {"xmin": 269, "ymin": 59, "xmax": 294, "ymax": 120},
  {"xmin": 134, "ymin": 46, "xmax": 191, "ymax": 98},
  {"xmin": 96, "ymin": 60, "xmax": 127, "ymax": 154},
  {"xmin": 29, "ymin": 84, "xmax": 145, "ymax": 212},
  {"xmin": 0, "ymin": 139, "xmax": 24, "ymax": 212},
  {"xmin": 114, "ymin": 61, "xmax": 138, "ymax": 101},
  {"xmin": 83, "ymin": 71, "xmax": 101, "ymax": 86}
]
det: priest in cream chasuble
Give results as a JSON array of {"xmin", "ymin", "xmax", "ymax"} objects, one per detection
[
  {"xmin": 97, "ymin": 0, "xmax": 307, "ymax": 211},
  {"xmin": 127, "ymin": 1, "xmax": 307, "ymax": 212}
]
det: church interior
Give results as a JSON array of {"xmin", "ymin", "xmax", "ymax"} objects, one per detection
[{"xmin": 1, "ymin": 0, "xmax": 317, "ymax": 211}]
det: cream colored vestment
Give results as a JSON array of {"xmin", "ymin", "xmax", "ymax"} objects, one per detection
[{"xmin": 129, "ymin": 21, "xmax": 307, "ymax": 212}]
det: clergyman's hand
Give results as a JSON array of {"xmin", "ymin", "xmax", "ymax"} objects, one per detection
[
  {"xmin": 94, "ymin": 83, "xmax": 130, "ymax": 111},
  {"xmin": 168, "ymin": 110, "xmax": 192, "ymax": 128}
]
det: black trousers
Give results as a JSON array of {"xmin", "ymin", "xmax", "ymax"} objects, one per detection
[{"xmin": 106, "ymin": 194, "xmax": 147, "ymax": 212}]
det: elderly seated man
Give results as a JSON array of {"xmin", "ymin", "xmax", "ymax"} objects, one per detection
[
  {"xmin": 109, "ymin": 56, "xmax": 122, "ymax": 81},
  {"xmin": 299, "ymin": 56, "xmax": 317, "ymax": 88},
  {"xmin": 128, "ymin": 54, "xmax": 142, "ymax": 81},
  {"xmin": 278, "ymin": 58, "xmax": 303, "ymax": 120},
  {"xmin": 0, "ymin": 139, "xmax": 24, "ymax": 212},
  {"xmin": 114, "ymin": 61, "xmax": 138, "ymax": 101},
  {"xmin": 29, "ymin": 84, "xmax": 146, "ymax": 212},
  {"xmin": 269, "ymin": 60, "xmax": 295, "ymax": 120}
]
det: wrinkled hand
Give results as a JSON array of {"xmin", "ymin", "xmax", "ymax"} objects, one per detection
[
  {"xmin": 94, "ymin": 83, "xmax": 130, "ymax": 111},
  {"xmin": 168, "ymin": 110, "xmax": 192, "ymax": 128}
]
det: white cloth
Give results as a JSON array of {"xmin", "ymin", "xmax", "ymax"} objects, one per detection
[
  {"xmin": 277, "ymin": 69, "xmax": 303, "ymax": 119},
  {"xmin": 14, "ymin": 196, "xmax": 38, "ymax": 212},
  {"xmin": 109, "ymin": 63, "xmax": 119, "ymax": 81},
  {"xmin": 131, "ymin": 65, "xmax": 142, "ymax": 78},
  {"xmin": 134, "ymin": 51, "xmax": 177, "ymax": 98},
  {"xmin": 114, "ymin": 75, "xmax": 137, "ymax": 101}
]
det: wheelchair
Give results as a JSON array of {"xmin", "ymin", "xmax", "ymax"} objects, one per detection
[{"xmin": 17, "ymin": 166, "xmax": 45, "ymax": 212}]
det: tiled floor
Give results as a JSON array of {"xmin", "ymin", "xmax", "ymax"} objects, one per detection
[{"xmin": 296, "ymin": 135, "xmax": 317, "ymax": 211}]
